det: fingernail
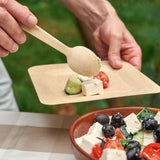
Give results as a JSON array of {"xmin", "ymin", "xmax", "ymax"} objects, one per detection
[
  {"xmin": 28, "ymin": 15, "xmax": 37, "ymax": 25},
  {"xmin": 12, "ymin": 43, "xmax": 19, "ymax": 52},
  {"xmin": 19, "ymin": 33, "xmax": 26, "ymax": 44},
  {"xmin": 1, "ymin": 52, "xmax": 9, "ymax": 57},
  {"xmin": 115, "ymin": 60, "xmax": 122, "ymax": 67}
]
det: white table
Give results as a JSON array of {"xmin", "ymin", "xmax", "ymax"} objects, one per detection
[{"xmin": 0, "ymin": 111, "xmax": 78, "ymax": 160}]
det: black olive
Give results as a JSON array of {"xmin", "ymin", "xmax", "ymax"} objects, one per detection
[
  {"xmin": 124, "ymin": 140, "xmax": 141, "ymax": 151},
  {"xmin": 126, "ymin": 147, "xmax": 140, "ymax": 160},
  {"xmin": 110, "ymin": 113, "xmax": 124, "ymax": 128},
  {"xmin": 142, "ymin": 118, "xmax": 158, "ymax": 130},
  {"xmin": 102, "ymin": 124, "xmax": 115, "ymax": 138},
  {"xmin": 94, "ymin": 114, "xmax": 110, "ymax": 125},
  {"xmin": 137, "ymin": 158, "xmax": 147, "ymax": 160},
  {"xmin": 153, "ymin": 125, "xmax": 160, "ymax": 142}
]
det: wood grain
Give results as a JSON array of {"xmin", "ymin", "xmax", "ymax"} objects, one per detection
[{"xmin": 28, "ymin": 61, "xmax": 160, "ymax": 105}]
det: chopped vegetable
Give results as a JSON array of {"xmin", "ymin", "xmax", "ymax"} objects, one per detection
[
  {"xmin": 115, "ymin": 128, "xmax": 126, "ymax": 140},
  {"xmin": 127, "ymin": 135, "xmax": 133, "ymax": 140},
  {"xmin": 120, "ymin": 139, "xmax": 131, "ymax": 148},
  {"xmin": 137, "ymin": 108, "xmax": 155, "ymax": 121},
  {"xmin": 132, "ymin": 130, "xmax": 144, "ymax": 145},
  {"xmin": 92, "ymin": 144, "xmax": 102, "ymax": 158},
  {"xmin": 93, "ymin": 71, "xmax": 109, "ymax": 88},
  {"xmin": 140, "ymin": 143, "xmax": 160, "ymax": 160},
  {"xmin": 64, "ymin": 77, "xmax": 82, "ymax": 95},
  {"xmin": 104, "ymin": 138, "xmax": 124, "ymax": 150},
  {"xmin": 119, "ymin": 125, "xmax": 132, "ymax": 139}
]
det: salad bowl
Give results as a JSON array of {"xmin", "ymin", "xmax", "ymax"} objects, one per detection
[{"xmin": 70, "ymin": 106, "xmax": 160, "ymax": 160}]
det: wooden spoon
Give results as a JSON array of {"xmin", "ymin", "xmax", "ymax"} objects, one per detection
[{"xmin": 21, "ymin": 25, "xmax": 101, "ymax": 77}]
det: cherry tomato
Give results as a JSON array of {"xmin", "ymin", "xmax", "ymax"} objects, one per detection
[
  {"xmin": 94, "ymin": 71, "xmax": 109, "ymax": 88},
  {"xmin": 104, "ymin": 138, "xmax": 124, "ymax": 150},
  {"xmin": 140, "ymin": 143, "xmax": 160, "ymax": 160},
  {"xmin": 115, "ymin": 128, "xmax": 126, "ymax": 140},
  {"xmin": 91, "ymin": 144, "xmax": 102, "ymax": 159}
]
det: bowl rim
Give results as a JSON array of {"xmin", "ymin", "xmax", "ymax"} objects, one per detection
[{"xmin": 70, "ymin": 106, "xmax": 160, "ymax": 159}]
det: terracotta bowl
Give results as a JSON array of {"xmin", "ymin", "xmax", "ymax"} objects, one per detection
[{"xmin": 70, "ymin": 106, "xmax": 160, "ymax": 160}]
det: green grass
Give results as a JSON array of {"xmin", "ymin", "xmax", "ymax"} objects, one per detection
[{"xmin": 2, "ymin": 0, "xmax": 160, "ymax": 114}]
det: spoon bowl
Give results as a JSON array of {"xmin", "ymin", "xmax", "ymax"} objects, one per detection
[
  {"xmin": 67, "ymin": 46, "xmax": 101, "ymax": 76},
  {"xmin": 21, "ymin": 25, "xmax": 101, "ymax": 76}
]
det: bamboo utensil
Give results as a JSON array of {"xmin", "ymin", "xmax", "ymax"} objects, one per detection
[{"xmin": 21, "ymin": 25, "xmax": 101, "ymax": 77}]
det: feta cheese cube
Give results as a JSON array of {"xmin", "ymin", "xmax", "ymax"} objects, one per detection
[
  {"xmin": 87, "ymin": 122, "xmax": 103, "ymax": 138},
  {"xmin": 82, "ymin": 79, "xmax": 104, "ymax": 96},
  {"xmin": 75, "ymin": 135, "xmax": 87, "ymax": 146},
  {"xmin": 75, "ymin": 122, "xmax": 103, "ymax": 153},
  {"xmin": 143, "ymin": 131, "xmax": 155, "ymax": 146},
  {"xmin": 100, "ymin": 148, "xmax": 127, "ymax": 160},
  {"xmin": 80, "ymin": 135, "xmax": 101, "ymax": 154},
  {"xmin": 124, "ymin": 113, "xmax": 142, "ymax": 134},
  {"xmin": 155, "ymin": 111, "xmax": 160, "ymax": 124},
  {"xmin": 77, "ymin": 75, "xmax": 93, "ymax": 82}
]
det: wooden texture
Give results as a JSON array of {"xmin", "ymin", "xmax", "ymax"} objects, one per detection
[
  {"xmin": 28, "ymin": 61, "xmax": 160, "ymax": 105},
  {"xmin": 22, "ymin": 25, "xmax": 101, "ymax": 76},
  {"xmin": 70, "ymin": 106, "xmax": 160, "ymax": 160},
  {"xmin": 21, "ymin": 25, "xmax": 69, "ymax": 56}
]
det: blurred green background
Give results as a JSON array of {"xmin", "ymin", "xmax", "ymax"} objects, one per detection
[{"xmin": 2, "ymin": 0, "xmax": 160, "ymax": 115}]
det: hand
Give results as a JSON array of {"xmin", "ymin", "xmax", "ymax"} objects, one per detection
[
  {"xmin": 93, "ymin": 14, "xmax": 142, "ymax": 70},
  {"xmin": 0, "ymin": 0, "xmax": 37, "ymax": 57}
]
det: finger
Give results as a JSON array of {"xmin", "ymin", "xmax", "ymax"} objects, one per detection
[
  {"xmin": 129, "ymin": 56, "xmax": 142, "ymax": 71},
  {"xmin": 93, "ymin": 28, "xmax": 109, "ymax": 60},
  {"xmin": 122, "ymin": 31, "xmax": 142, "ymax": 70},
  {"xmin": 122, "ymin": 43, "xmax": 142, "ymax": 71},
  {"xmin": 0, "ymin": 27, "xmax": 19, "ymax": 53},
  {"xmin": 0, "ymin": 47, "xmax": 9, "ymax": 57},
  {"xmin": 0, "ymin": 7, "xmax": 26, "ymax": 44},
  {"xmin": 107, "ymin": 35, "xmax": 122, "ymax": 69},
  {"xmin": 0, "ymin": 0, "xmax": 38, "ymax": 27}
]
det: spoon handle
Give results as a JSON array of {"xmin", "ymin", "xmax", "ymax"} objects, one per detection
[{"xmin": 21, "ymin": 25, "xmax": 70, "ymax": 56}]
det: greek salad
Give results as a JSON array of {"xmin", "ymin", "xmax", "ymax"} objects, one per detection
[
  {"xmin": 75, "ymin": 107, "xmax": 160, "ymax": 160},
  {"xmin": 64, "ymin": 71, "xmax": 109, "ymax": 96}
]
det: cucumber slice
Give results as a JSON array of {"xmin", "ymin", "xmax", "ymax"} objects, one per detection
[
  {"xmin": 64, "ymin": 77, "xmax": 82, "ymax": 95},
  {"xmin": 119, "ymin": 125, "xmax": 133, "ymax": 140},
  {"xmin": 127, "ymin": 135, "xmax": 133, "ymax": 140},
  {"xmin": 120, "ymin": 139, "xmax": 131, "ymax": 148},
  {"xmin": 119, "ymin": 125, "xmax": 130, "ymax": 138},
  {"xmin": 120, "ymin": 139, "xmax": 145, "ymax": 151},
  {"xmin": 132, "ymin": 130, "xmax": 144, "ymax": 145},
  {"xmin": 137, "ymin": 107, "xmax": 155, "ymax": 121}
]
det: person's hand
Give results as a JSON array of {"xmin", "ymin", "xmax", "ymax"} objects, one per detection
[
  {"xmin": 0, "ymin": 0, "xmax": 37, "ymax": 57},
  {"xmin": 93, "ymin": 14, "xmax": 142, "ymax": 70}
]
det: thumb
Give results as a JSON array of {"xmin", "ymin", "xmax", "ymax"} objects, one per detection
[{"xmin": 107, "ymin": 36, "xmax": 122, "ymax": 69}]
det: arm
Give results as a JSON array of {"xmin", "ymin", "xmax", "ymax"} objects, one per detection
[
  {"xmin": 59, "ymin": 0, "xmax": 116, "ymax": 31},
  {"xmin": 59, "ymin": 0, "xmax": 142, "ymax": 70}
]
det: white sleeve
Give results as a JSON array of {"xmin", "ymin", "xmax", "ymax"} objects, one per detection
[{"xmin": 0, "ymin": 58, "xmax": 19, "ymax": 111}]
